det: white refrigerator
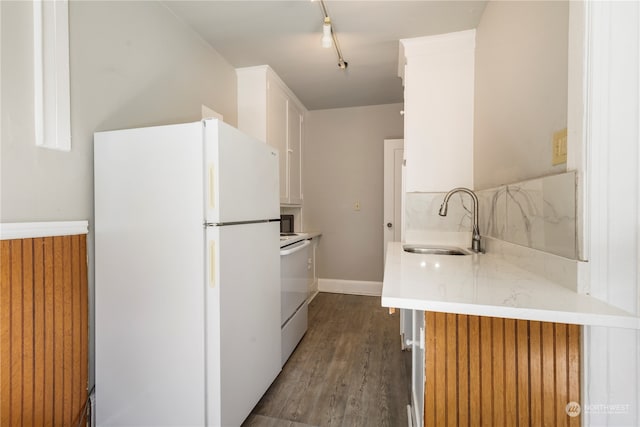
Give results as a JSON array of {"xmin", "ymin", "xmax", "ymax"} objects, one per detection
[{"xmin": 94, "ymin": 119, "xmax": 281, "ymax": 426}]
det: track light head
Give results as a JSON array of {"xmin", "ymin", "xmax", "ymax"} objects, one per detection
[{"xmin": 322, "ymin": 17, "xmax": 332, "ymax": 48}]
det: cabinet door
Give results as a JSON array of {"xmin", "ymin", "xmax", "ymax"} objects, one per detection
[
  {"xmin": 287, "ymin": 101, "xmax": 303, "ymax": 205},
  {"xmin": 267, "ymin": 82, "xmax": 289, "ymax": 203},
  {"xmin": 402, "ymin": 32, "xmax": 475, "ymax": 192}
]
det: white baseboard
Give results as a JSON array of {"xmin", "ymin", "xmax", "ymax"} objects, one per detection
[{"xmin": 317, "ymin": 278, "xmax": 383, "ymax": 297}]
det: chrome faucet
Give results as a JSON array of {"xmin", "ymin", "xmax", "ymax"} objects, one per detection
[{"xmin": 439, "ymin": 187, "xmax": 482, "ymax": 253}]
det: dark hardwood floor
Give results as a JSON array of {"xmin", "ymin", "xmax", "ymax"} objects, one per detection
[{"xmin": 243, "ymin": 293, "xmax": 411, "ymax": 427}]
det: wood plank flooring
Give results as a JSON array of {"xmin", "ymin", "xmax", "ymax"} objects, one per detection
[{"xmin": 243, "ymin": 293, "xmax": 411, "ymax": 427}]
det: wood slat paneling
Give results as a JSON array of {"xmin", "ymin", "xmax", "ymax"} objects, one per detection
[
  {"xmin": 555, "ymin": 323, "xmax": 568, "ymax": 427},
  {"xmin": 445, "ymin": 313, "xmax": 457, "ymax": 427},
  {"xmin": 504, "ymin": 318, "xmax": 517, "ymax": 426},
  {"xmin": 424, "ymin": 312, "xmax": 581, "ymax": 427},
  {"xmin": 457, "ymin": 314, "xmax": 469, "ymax": 427},
  {"xmin": 434, "ymin": 312, "xmax": 446, "ymax": 426},
  {"xmin": 541, "ymin": 322, "xmax": 555, "ymax": 426},
  {"xmin": 568, "ymin": 324, "xmax": 581, "ymax": 427},
  {"xmin": 23, "ymin": 239, "xmax": 35, "ymax": 426},
  {"xmin": 34, "ymin": 238, "xmax": 46, "ymax": 426},
  {"xmin": 0, "ymin": 235, "xmax": 88, "ymax": 426},
  {"xmin": 468, "ymin": 316, "xmax": 481, "ymax": 427},
  {"xmin": 492, "ymin": 317, "xmax": 505, "ymax": 426},
  {"xmin": 479, "ymin": 316, "xmax": 492, "ymax": 426},
  {"xmin": 1, "ymin": 241, "xmax": 12, "ymax": 425},
  {"xmin": 43, "ymin": 237, "xmax": 55, "ymax": 426},
  {"xmin": 529, "ymin": 321, "xmax": 543, "ymax": 425},
  {"xmin": 424, "ymin": 311, "xmax": 436, "ymax": 427},
  {"xmin": 516, "ymin": 320, "xmax": 530, "ymax": 424},
  {"xmin": 11, "ymin": 240, "xmax": 24, "ymax": 426}
]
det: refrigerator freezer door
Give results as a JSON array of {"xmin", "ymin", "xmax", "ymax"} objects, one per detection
[
  {"xmin": 204, "ymin": 119, "xmax": 280, "ymax": 224},
  {"xmin": 206, "ymin": 221, "xmax": 281, "ymax": 426}
]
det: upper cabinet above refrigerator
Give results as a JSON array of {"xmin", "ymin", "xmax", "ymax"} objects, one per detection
[{"xmin": 237, "ymin": 65, "xmax": 306, "ymax": 206}]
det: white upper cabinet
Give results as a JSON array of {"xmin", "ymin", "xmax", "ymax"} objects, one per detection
[
  {"xmin": 287, "ymin": 100, "xmax": 303, "ymax": 206},
  {"xmin": 399, "ymin": 30, "xmax": 475, "ymax": 192},
  {"xmin": 267, "ymin": 82, "xmax": 289, "ymax": 202},
  {"xmin": 237, "ymin": 65, "xmax": 306, "ymax": 205}
]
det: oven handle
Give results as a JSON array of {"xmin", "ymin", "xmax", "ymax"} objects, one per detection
[{"xmin": 280, "ymin": 239, "xmax": 311, "ymax": 256}]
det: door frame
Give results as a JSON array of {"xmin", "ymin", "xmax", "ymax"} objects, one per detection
[{"xmin": 383, "ymin": 139, "xmax": 404, "ymax": 263}]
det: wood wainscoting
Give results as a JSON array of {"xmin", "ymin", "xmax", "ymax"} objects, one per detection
[
  {"xmin": 1, "ymin": 234, "xmax": 88, "ymax": 426},
  {"xmin": 424, "ymin": 311, "xmax": 581, "ymax": 427}
]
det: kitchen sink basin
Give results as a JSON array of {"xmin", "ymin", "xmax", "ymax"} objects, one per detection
[{"xmin": 402, "ymin": 244, "xmax": 471, "ymax": 256}]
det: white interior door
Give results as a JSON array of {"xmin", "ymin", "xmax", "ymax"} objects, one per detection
[{"xmin": 384, "ymin": 139, "xmax": 404, "ymax": 262}]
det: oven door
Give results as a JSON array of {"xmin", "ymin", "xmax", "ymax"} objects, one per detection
[
  {"xmin": 280, "ymin": 239, "xmax": 311, "ymax": 325},
  {"xmin": 280, "ymin": 238, "xmax": 310, "ymax": 366}
]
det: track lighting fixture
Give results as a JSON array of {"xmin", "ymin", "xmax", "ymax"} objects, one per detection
[
  {"xmin": 322, "ymin": 17, "xmax": 332, "ymax": 48},
  {"xmin": 316, "ymin": 0, "xmax": 348, "ymax": 69}
]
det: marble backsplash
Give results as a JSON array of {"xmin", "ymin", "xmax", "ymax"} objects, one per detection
[
  {"xmin": 405, "ymin": 191, "xmax": 473, "ymax": 233},
  {"xmin": 478, "ymin": 171, "xmax": 577, "ymax": 259},
  {"xmin": 405, "ymin": 171, "xmax": 577, "ymax": 259}
]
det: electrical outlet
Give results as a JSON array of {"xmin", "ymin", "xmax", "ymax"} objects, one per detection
[
  {"xmin": 552, "ymin": 128, "xmax": 567, "ymax": 165},
  {"xmin": 354, "ymin": 200, "xmax": 361, "ymax": 211}
]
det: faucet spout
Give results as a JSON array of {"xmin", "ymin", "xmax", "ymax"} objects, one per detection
[{"xmin": 439, "ymin": 187, "xmax": 482, "ymax": 253}]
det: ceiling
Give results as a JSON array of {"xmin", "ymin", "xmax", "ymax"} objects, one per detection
[{"xmin": 164, "ymin": 1, "xmax": 487, "ymax": 110}]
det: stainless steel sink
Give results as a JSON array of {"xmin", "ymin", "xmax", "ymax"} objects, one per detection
[{"xmin": 402, "ymin": 244, "xmax": 471, "ymax": 256}]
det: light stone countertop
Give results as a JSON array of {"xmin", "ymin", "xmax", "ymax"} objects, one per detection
[{"xmin": 382, "ymin": 241, "xmax": 640, "ymax": 329}]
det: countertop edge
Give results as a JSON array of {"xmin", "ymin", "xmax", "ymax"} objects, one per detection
[{"xmin": 381, "ymin": 296, "xmax": 640, "ymax": 329}]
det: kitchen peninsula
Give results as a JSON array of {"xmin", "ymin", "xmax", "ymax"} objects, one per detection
[
  {"xmin": 382, "ymin": 239, "xmax": 639, "ymax": 426},
  {"xmin": 382, "ymin": 241, "xmax": 638, "ymax": 328}
]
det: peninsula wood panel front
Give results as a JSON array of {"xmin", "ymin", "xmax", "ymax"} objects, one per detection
[
  {"xmin": 424, "ymin": 312, "xmax": 580, "ymax": 427},
  {"xmin": 1, "ymin": 235, "xmax": 88, "ymax": 426}
]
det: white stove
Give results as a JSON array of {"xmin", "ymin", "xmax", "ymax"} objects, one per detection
[{"xmin": 278, "ymin": 232, "xmax": 310, "ymax": 366}]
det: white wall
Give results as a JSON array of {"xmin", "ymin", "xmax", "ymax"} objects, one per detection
[
  {"xmin": 303, "ymin": 103, "xmax": 403, "ymax": 283},
  {"xmin": 474, "ymin": 1, "xmax": 568, "ymax": 190},
  {"xmin": 1, "ymin": 0, "xmax": 237, "ymax": 222}
]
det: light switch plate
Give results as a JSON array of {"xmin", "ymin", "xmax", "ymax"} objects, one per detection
[{"xmin": 552, "ymin": 128, "xmax": 567, "ymax": 165}]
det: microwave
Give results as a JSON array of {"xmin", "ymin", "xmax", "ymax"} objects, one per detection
[{"xmin": 280, "ymin": 214, "xmax": 294, "ymax": 233}]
